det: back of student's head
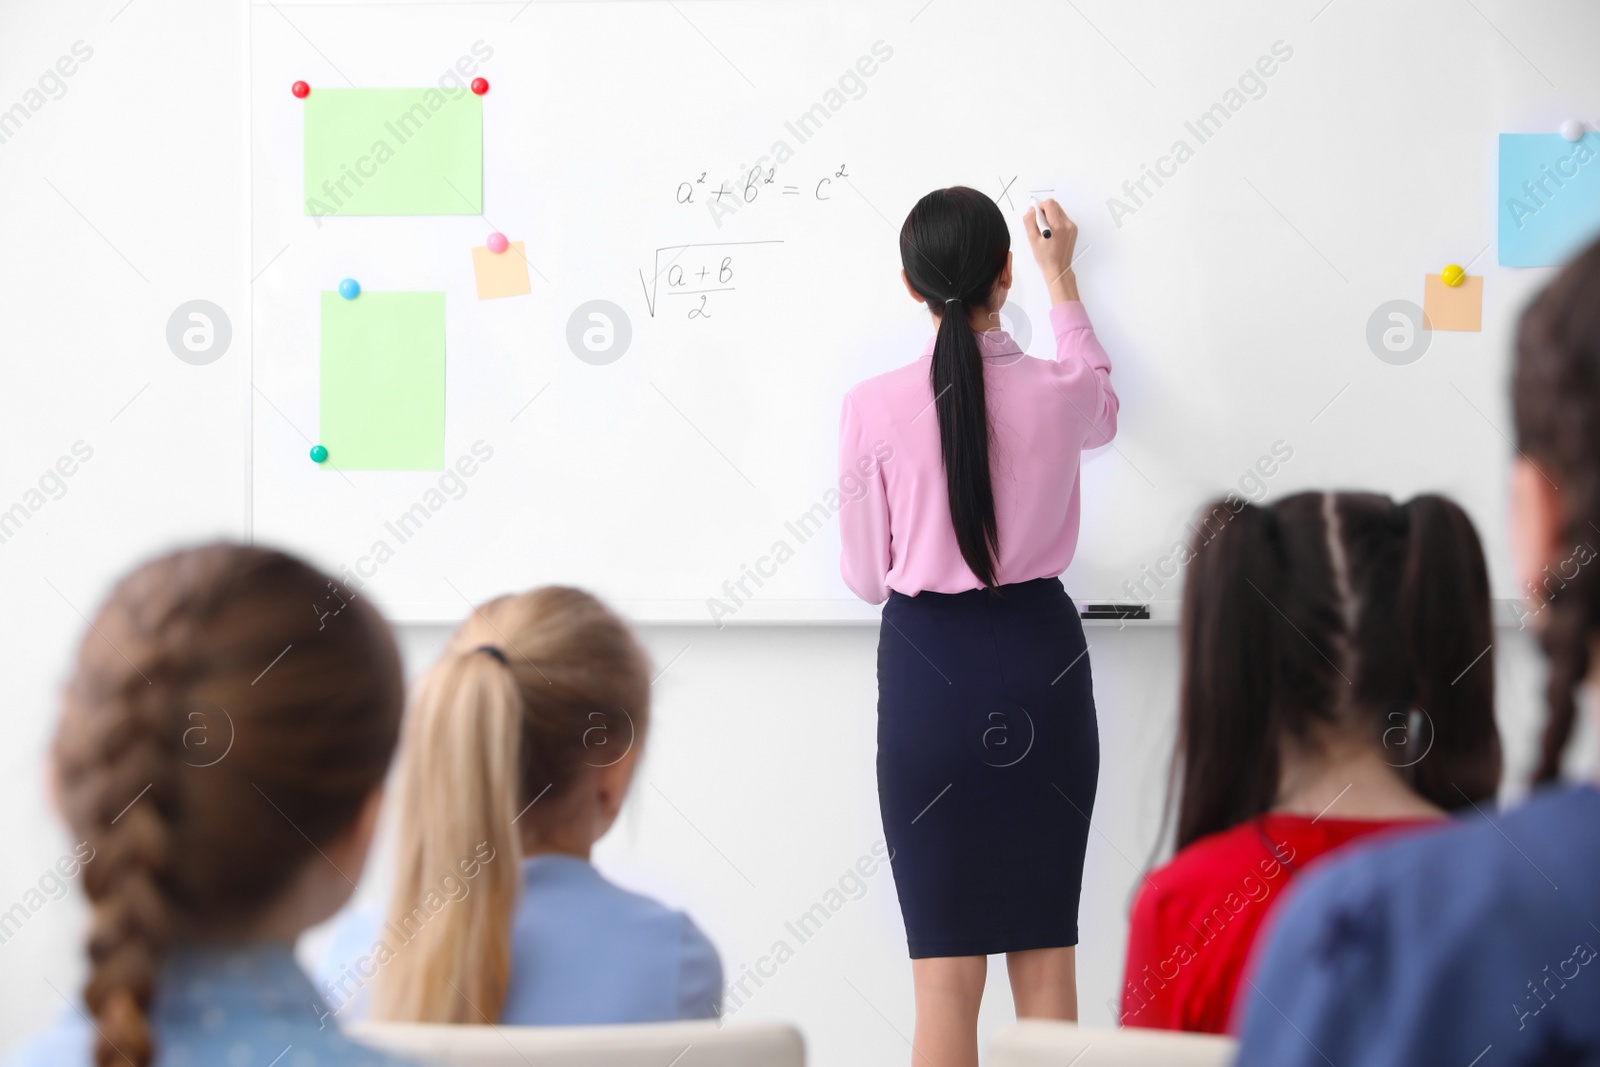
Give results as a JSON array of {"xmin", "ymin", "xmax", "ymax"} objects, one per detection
[
  {"xmin": 52, "ymin": 543, "xmax": 403, "ymax": 1067},
  {"xmin": 1173, "ymin": 492, "xmax": 1502, "ymax": 850},
  {"xmin": 372, "ymin": 586, "xmax": 650, "ymax": 1023},
  {"xmin": 900, "ymin": 185, "xmax": 1011, "ymax": 587},
  {"xmin": 1513, "ymin": 236, "xmax": 1600, "ymax": 782}
]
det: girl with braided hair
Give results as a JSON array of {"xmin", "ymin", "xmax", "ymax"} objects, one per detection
[
  {"xmin": 9, "ymin": 543, "xmax": 418, "ymax": 1067},
  {"xmin": 1234, "ymin": 239, "xmax": 1600, "ymax": 1063}
]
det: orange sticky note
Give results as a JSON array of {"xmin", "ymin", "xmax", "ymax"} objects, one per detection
[
  {"xmin": 471, "ymin": 241, "xmax": 531, "ymax": 299},
  {"xmin": 1423, "ymin": 273, "xmax": 1482, "ymax": 331}
]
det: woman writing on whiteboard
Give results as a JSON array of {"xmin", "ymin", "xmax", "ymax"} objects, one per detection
[{"xmin": 839, "ymin": 187, "xmax": 1117, "ymax": 1067}]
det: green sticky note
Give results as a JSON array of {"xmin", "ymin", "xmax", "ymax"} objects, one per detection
[
  {"xmin": 320, "ymin": 291, "xmax": 446, "ymax": 470},
  {"xmin": 303, "ymin": 88, "xmax": 482, "ymax": 216}
]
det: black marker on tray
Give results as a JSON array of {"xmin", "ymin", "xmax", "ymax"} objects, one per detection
[{"xmin": 1079, "ymin": 603, "xmax": 1151, "ymax": 621}]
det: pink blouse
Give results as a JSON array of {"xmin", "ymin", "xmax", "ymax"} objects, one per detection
[{"xmin": 838, "ymin": 301, "xmax": 1118, "ymax": 604}]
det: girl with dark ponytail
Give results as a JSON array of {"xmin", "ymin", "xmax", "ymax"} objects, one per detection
[
  {"xmin": 11, "ymin": 544, "xmax": 416, "ymax": 1067},
  {"xmin": 1121, "ymin": 491, "xmax": 1501, "ymax": 1034},
  {"xmin": 839, "ymin": 188, "xmax": 1118, "ymax": 1067},
  {"xmin": 1234, "ymin": 238, "xmax": 1600, "ymax": 1065}
]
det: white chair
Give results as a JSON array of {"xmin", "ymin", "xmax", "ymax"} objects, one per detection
[
  {"xmin": 990, "ymin": 1020, "xmax": 1236, "ymax": 1066},
  {"xmin": 348, "ymin": 1019, "xmax": 805, "ymax": 1067}
]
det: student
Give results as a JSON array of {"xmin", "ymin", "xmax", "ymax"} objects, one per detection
[
  {"xmin": 7, "ymin": 544, "xmax": 416, "ymax": 1067},
  {"xmin": 838, "ymin": 187, "xmax": 1117, "ymax": 1067},
  {"xmin": 1233, "ymin": 240, "xmax": 1600, "ymax": 1063},
  {"xmin": 324, "ymin": 586, "xmax": 721, "ymax": 1026},
  {"xmin": 1119, "ymin": 491, "xmax": 1502, "ymax": 1033}
]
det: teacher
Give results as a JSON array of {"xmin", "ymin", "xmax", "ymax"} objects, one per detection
[{"xmin": 838, "ymin": 187, "xmax": 1118, "ymax": 1067}]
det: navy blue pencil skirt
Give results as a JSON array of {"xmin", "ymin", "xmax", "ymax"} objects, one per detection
[{"xmin": 877, "ymin": 577, "xmax": 1099, "ymax": 958}]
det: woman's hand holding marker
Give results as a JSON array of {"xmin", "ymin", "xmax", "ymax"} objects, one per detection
[{"xmin": 1025, "ymin": 197, "xmax": 1080, "ymax": 305}]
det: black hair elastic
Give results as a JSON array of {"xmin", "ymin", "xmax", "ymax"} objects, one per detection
[
  {"xmin": 944, "ymin": 297, "xmax": 961, "ymax": 306},
  {"xmin": 475, "ymin": 645, "xmax": 509, "ymax": 665}
]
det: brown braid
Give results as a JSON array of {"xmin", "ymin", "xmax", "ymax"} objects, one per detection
[
  {"xmin": 1512, "ymin": 237, "xmax": 1600, "ymax": 783},
  {"xmin": 52, "ymin": 544, "xmax": 404, "ymax": 1067}
]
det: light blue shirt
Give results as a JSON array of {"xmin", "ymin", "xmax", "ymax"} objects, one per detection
[
  {"xmin": 5, "ymin": 944, "xmax": 424, "ymax": 1067},
  {"xmin": 318, "ymin": 855, "xmax": 722, "ymax": 1025}
]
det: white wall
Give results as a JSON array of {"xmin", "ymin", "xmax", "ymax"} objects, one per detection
[{"xmin": 0, "ymin": 0, "xmax": 251, "ymax": 1048}]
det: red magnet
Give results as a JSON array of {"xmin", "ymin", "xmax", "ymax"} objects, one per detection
[
  {"xmin": 471, "ymin": 78, "xmax": 489, "ymax": 95},
  {"xmin": 291, "ymin": 80, "xmax": 310, "ymax": 98}
]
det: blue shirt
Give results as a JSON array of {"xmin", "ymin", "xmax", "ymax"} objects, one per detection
[
  {"xmin": 318, "ymin": 855, "xmax": 722, "ymax": 1025},
  {"xmin": 5, "ymin": 944, "xmax": 424, "ymax": 1067},
  {"xmin": 1234, "ymin": 785, "xmax": 1600, "ymax": 1066}
]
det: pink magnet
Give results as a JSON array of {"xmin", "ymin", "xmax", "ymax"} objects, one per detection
[{"xmin": 486, "ymin": 232, "xmax": 509, "ymax": 254}]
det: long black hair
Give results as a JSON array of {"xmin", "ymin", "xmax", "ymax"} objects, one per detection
[
  {"xmin": 1513, "ymin": 235, "xmax": 1600, "ymax": 782},
  {"xmin": 1171, "ymin": 491, "xmax": 1502, "ymax": 850},
  {"xmin": 900, "ymin": 186, "xmax": 1010, "ymax": 587}
]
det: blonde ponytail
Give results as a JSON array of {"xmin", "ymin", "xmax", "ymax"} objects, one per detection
[{"xmin": 372, "ymin": 589, "xmax": 650, "ymax": 1024}]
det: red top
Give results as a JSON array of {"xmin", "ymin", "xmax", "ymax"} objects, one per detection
[{"xmin": 1120, "ymin": 813, "xmax": 1433, "ymax": 1034}]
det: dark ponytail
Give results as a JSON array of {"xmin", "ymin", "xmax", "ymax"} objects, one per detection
[
  {"xmin": 1174, "ymin": 500, "xmax": 1285, "ymax": 850},
  {"xmin": 1169, "ymin": 491, "xmax": 1501, "ymax": 851},
  {"xmin": 1512, "ymin": 236, "xmax": 1600, "ymax": 783},
  {"xmin": 1392, "ymin": 496, "xmax": 1501, "ymax": 802},
  {"xmin": 901, "ymin": 187, "xmax": 1010, "ymax": 587}
]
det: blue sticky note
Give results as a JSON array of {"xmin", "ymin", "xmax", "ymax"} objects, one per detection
[{"xmin": 1499, "ymin": 133, "xmax": 1600, "ymax": 267}]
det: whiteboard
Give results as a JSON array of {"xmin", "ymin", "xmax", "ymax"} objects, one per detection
[{"xmin": 251, "ymin": 0, "xmax": 1561, "ymax": 623}]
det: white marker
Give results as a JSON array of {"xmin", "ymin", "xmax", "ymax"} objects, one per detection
[{"xmin": 1030, "ymin": 197, "xmax": 1052, "ymax": 239}]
